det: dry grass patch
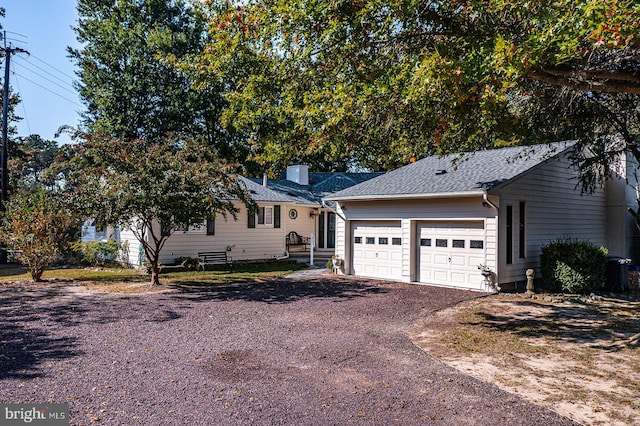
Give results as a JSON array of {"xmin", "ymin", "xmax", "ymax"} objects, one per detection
[
  {"xmin": 410, "ymin": 294, "xmax": 640, "ymax": 426},
  {"xmin": 0, "ymin": 263, "xmax": 308, "ymax": 294}
]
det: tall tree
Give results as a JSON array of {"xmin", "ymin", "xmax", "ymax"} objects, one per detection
[
  {"xmin": 69, "ymin": 0, "xmax": 249, "ymax": 164},
  {"xmin": 54, "ymin": 134, "xmax": 254, "ymax": 286},
  {"xmin": 189, "ymin": 0, "xmax": 639, "ymax": 174},
  {"xmin": 9, "ymin": 135, "xmax": 59, "ymax": 191}
]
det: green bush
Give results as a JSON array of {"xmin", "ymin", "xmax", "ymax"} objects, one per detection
[
  {"xmin": 540, "ymin": 238, "xmax": 607, "ymax": 294},
  {"xmin": 73, "ymin": 241, "xmax": 122, "ymax": 266}
]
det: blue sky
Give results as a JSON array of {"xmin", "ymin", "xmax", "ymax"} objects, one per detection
[{"xmin": 3, "ymin": 0, "xmax": 82, "ymax": 145}]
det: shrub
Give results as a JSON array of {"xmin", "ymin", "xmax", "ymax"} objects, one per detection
[
  {"xmin": 175, "ymin": 256, "xmax": 199, "ymax": 271},
  {"xmin": 0, "ymin": 190, "xmax": 77, "ymax": 281},
  {"xmin": 72, "ymin": 241, "xmax": 122, "ymax": 266},
  {"xmin": 540, "ymin": 238, "xmax": 607, "ymax": 294}
]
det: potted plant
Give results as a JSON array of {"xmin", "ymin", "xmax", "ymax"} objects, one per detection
[{"xmin": 478, "ymin": 263, "xmax": 492, "ymax": 277}]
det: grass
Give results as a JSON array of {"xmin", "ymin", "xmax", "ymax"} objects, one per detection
[
  {"xmin": 0, "ymin": 262, "xmax": 308, "ymax": 293},
  {"xmin": 430, "ymin": 295, "xmax": 640, "ymax": 425}
]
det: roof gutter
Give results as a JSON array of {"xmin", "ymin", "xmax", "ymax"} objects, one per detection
[{"xmin": 326, "ymin": 190, "xmax": 486, "ymax": 202}]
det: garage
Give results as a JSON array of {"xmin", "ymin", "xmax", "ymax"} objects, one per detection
[
  {"xmin": 417, "ymin": 221, "xmax": 486, "ymax": 290},
  {"xmin": 351, "ymin": 221, "xmax": 403, "ymax": 280}
]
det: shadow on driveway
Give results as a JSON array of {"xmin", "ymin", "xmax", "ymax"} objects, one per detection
[{"xmin": 170, "ymin": 276, "xmax": 389, "ymax": 304}]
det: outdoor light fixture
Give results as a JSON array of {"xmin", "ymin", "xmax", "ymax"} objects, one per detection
[{"xmin": 310, "ymin": 211, "xmax": 316, "ymax": 218}]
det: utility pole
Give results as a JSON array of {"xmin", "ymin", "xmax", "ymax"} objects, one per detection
[{"xmin": 0, "ymin": 33, "xmax": 28, "ymax": 263}]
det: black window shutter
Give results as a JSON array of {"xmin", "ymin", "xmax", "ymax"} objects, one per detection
[
  {"xmin": 274, "ymin": 205, "xmax": 281, "ymax": 228},
  {"xmin": 248, "ymin": 211, "xmax": 256, "ymax": 228},
  {"xmin": 207, "ymin": 218, "xmax": 215, "ymax": 235}
]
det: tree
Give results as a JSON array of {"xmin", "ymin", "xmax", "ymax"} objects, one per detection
[
  {"xmin": 0, "ymin": 189, "xmax": 77, "ymax": 281},
  {"xmin": 56, "ymin": 134, "xmax": 254, "ymax": 286},
  {"xmin": 69, "ymin": 0, "xmax": 249, "ymax": 164},
  {"xmin": 9, "ymin": 135, "xmax": 59, "ymax": 191},
  {"xmin": 188, "ymin": 1, "xmax": 639, "ymax": 173}
]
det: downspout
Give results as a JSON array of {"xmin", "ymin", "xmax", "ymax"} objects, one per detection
[
  {"xmin": 483, "ymin": 192, "xmax": 498, "ymax": 209},
  {"xmin": 276, "ymin": 250, "xmax": 290, "ymax": 260}
]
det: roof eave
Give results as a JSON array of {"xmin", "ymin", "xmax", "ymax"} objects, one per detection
[{"xmin": 326, "ymin": 190, "xmax": 487, "ymax": 202}]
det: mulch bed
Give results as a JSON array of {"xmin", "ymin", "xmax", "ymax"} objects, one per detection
[{"xmin": 0, "ymin": 277, "xmax": 578, "ymax": 425}]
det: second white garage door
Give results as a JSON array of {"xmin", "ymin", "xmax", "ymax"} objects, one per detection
[
  {"xmin": 351, "ymin": 221, "xmax": 403, "ymax": 280},
  {"xmin": 417, "ymin": 221, "xmax": 486, "ymax": 290}
]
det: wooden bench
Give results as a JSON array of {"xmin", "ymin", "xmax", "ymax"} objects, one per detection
[
  {"xmin": 198, "ymin": 251, "xmax": 232, "ymax": 271},
  {"xmin": 286, "ymin": 231, "xmax": 310, "ymax": 251}
]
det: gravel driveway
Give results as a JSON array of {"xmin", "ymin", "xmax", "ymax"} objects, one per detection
[{"xmin": 0, "ymin": 275, "xmax": 577, "ymax": 425}]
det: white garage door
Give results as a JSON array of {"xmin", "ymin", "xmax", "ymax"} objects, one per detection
[
  {"xmin": 418, "ymin": 221, "xmax": 486, "ymax": 290},
  {"xmin": 351, "ymin": 221, "xmax": 403, "ymax": 280}
]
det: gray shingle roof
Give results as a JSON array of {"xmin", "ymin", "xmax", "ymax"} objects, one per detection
[
  {"xmin": 248, "ymin": 172, "xmax": 385, "ymax": 205},
  {"xmin": 326, "ymin": 142, "xmax": 576, "ymax": 201},
  {"xmin": 238, "ymin": 176, "xmax": 302, "ymax": 203}
]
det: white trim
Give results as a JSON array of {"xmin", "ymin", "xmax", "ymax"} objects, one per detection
[{"xmin": 327, "ymin": 190, "xmax": 486, "ymax": 202}]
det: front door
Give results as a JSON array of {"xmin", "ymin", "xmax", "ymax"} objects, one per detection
[{"xmin": 327, "ymin": 212, "xmax": 336, "ymax": 249}]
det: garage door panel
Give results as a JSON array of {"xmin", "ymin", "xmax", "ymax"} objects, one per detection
[
  {"xmin": 351, "ymin": 221, "xmax": 403, "ymax": 280},
  {"xmin": 433, "ymin": 254, "xmax": 449, "ymax": 266},
  {"xmin": 418, "ymin": 221, "xmax": 486, "ymax": 290},
  {"xmin": 433, "ymin": 270, "xmax": 448, "ymax": 281}
]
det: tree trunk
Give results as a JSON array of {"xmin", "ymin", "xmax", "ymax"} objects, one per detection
[{"xmin": 149, "ymin": 260, "xmax": 161, "ymax": 286}]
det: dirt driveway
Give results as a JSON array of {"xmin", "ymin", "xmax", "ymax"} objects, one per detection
[{"xmin": 0, "ymin": 276, "xmax": 576, "ymax": 425}]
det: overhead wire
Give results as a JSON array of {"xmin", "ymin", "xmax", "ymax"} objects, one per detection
[
  {"xmin": 12, "ymin": 72, "xmax": 32, "ymax": 135},
  {"xmin": 13, "ymin": 58, "xmax": 78, "ymax": 97},
  {"xmin": 14, "ymin": 56, "xmax": 75, "ymax": 91},
  {"xmin": 11, "ymin": 70, "xmax": 83, "ymax": 108}
]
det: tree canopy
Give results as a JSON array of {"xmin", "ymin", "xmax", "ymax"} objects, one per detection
[
  {"xmin": 187, "ymin": 0, "xmax": 639, "ymax": 173},
  {"xmin": 70, "ymin": 0, "xmax": 250, "ymax": 165},
  {"xmin": 55, "ymin": 134, "xmax": 254, "ymax": 285}
]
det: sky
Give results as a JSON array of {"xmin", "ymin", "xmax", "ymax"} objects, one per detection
[{"xmin": 3, "ymin": 0, "xmax": 83, "ymax": 145}]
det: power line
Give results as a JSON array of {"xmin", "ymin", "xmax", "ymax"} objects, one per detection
[
  {"xmin": 30, "ymin": 53, "xmax": 77, "ymax": 81},
  {"xmin": 13, "ymin": 60, "xmax": 77, "ymax": 96},
  {"xmin": 12, "ymin": 72, "xmax": 32, "ymax": 135},
  {"xmin": 11, "ymin": 70, "xmax": 83, "ymax": 108},
  {"xmin": 14, "ymin": 56, "xmax": 76, "ymax": 91}
]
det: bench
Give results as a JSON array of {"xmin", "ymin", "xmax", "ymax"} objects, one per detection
[
  {"xmin": 286, "ymin": 231, "xmax": 310, "ymax": 251},
  {"xmin": 198, "ymin": 251, "xmax": 232, "ymax": 271}
]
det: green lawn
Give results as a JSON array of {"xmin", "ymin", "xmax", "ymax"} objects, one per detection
[{"xmin": 0, "ymin": 262, "xmax": 309, "ymax": 293}]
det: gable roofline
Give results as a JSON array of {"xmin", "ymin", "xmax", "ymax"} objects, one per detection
[
  {"xmin": 486, "ymin": 142, "xmax": 578, "ymax": 194},
  {"xmin": 324, "ymin": 141, "xmax": 577, "ymax": 202}
]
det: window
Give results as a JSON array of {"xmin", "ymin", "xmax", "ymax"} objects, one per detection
[
  {"xmin": 519, "ymin": 201, "xmax": 526, "ymax": 259},
  {"xmin": 470, "ymin": 240, "xmax": 484, "ymax": 249},
  {"xmin": 506, "ymin": 205, "xmax": 513, "ymax": 264},
  {"xmin": 420, "ymin": 238, "xmax": 431, "ymax": 247},
  {"xmin": 257, "ymin": 206, "xmax": 273, "ymax": 225},
  {"xmin": 452, "ymin": 239, "xmax": 465, "ymax": 248},
  {"xmin": 354, "ymin": 236, "xmax": 362, "ymax": 244},
  {"xmin": 379, "ymin": 237, "xmax": 388, "ymax": 245},
  {"xmin": 392, "ymin": 238, "xmax": 402, "ymax": 245},
  {"xmin": 436, "ymin": 239, "xmax": 448, "ymax": 247},
  {"xmin": 207, "ymin": 218, "xmax": 215, "ymax": 235},
  {"xmin": 366, "ymin": 237, "xmax": 375, "ymax": 244}
]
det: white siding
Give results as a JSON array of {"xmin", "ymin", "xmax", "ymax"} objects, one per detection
[
  {"xmin": 116, "ymin": 202, "xmax": 289, "ymax": 267},
  {"xmin": 160, "ymin": 203, "xmax": 287, "ymax": 264},
  {"xmin": 334, "ymin": 204, "xmax": 347, "ymax": 272},
  {"xmin": 283, "ymin": 206, "xmax": 318, "ymax": 246},
  {"xmin": 496, "ymin": 152, "xmax": 608, "ymax": 283},
  {"xmin": 117, "ymin": 226, "xmax": 142, "ymax": 267}
]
